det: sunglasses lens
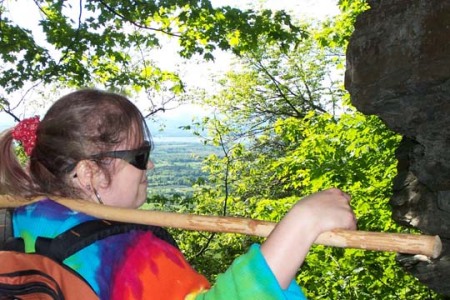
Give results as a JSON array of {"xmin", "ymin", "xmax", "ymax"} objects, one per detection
[
  {"xmin": 88, "ymin": 143, "xmax": 151, "ymax": 171},
  {"xmin": 130, "ymin": 150, "xmax": 150, "ymax": 170}
]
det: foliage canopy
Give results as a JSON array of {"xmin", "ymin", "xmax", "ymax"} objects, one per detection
[{"xmin": 0, "ymin": 0, "xmax": 304, "ymax": 95}]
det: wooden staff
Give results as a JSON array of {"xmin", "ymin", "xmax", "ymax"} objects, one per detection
[{"xmin": 0, "ymin": 194, "xmax": 442, "ymax": 259}]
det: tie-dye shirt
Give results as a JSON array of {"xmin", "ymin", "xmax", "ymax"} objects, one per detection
[{"xmin": 13, "ymin": 199, "xmax": 306, "ymax": 299}]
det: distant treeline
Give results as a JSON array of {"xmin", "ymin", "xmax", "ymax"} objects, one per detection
[{"xmin": 147, "ymin": 140, "xmax": 220, "ymax": 196}]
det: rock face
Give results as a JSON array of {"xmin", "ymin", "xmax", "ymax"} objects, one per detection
[{"xmin": 345, "ymin": 0, "xmax": 450, "ymax": 295}]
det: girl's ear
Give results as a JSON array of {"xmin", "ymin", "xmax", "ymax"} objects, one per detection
[
  {"xmin": 73, "ymin": 160, "xmax": 95, "ymax": 195},
  {"xmin": 74, "ymin": 160, "xmax": 109, "ymax": 193}
]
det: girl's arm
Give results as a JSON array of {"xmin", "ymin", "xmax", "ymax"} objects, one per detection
[
  {"xmin": 195, "ymin": 188, "xmax": 356, "ymax": 299},
  {"xmin": 261, "ymin": 188, "xmax": 357, "ymax": 288}
]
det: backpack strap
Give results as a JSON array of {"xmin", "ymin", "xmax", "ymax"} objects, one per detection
[
  {"xmin": 0, "ymin": 208, "xmax": 13, "ymax": 249},
  {"xmin": 36, "ymin": 219, "xmax": 178, "ymax": 262}
]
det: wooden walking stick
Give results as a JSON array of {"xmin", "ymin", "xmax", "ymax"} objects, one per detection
[{"xmin": 0, "ymin": 194, "xmax": 442, "ymax": 259}]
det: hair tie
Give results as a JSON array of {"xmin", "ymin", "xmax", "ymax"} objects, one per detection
[{"xmin": 12, "ymin": 116, "xmax": 40, "ymax": 156}]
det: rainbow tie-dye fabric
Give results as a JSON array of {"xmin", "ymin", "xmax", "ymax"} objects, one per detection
[{"xmin": 13, "ymin": 199, "xmax": 306, "ymax": 299}]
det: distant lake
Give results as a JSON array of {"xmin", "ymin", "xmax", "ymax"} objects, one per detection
[{"xmin": 152, "ymin": 136, "xmax": 203, "ymax": 144}]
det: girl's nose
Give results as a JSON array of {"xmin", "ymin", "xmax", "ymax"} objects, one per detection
[{"xmin": 147, "ymin": 160, "xmax": 154, "ymax": 170}]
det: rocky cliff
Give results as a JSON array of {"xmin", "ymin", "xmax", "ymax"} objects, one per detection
[{"xmin": 345, "ymin": 0, "xmax": 450, "ymax": 295}]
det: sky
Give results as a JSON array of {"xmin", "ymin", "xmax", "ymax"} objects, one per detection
[{"xmin": 0, "ymin": 0, "xmax": 339, "ymax": 131}]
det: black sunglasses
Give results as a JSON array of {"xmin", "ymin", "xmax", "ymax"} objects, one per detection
[{"xmin": 89, "ymin": 141, "xmax": 151, "ymax": 170}]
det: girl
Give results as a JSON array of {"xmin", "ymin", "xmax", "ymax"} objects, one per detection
[{"xmin": 0, "ymin": 89, "xmax": 356, "ymax": 299}]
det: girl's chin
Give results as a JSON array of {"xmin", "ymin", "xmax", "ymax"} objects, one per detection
[{"xmin": 136, "ymin": 196, "xmax": 147, "ymax": 207}]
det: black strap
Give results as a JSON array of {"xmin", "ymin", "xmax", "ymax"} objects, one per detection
[
  {"xmin": 35, "ymin": 219, "xmax": 178, "ymax": 262},
  {"xmin": 0, "ymin": 208, "xmax": 13, "ymax": 249}
]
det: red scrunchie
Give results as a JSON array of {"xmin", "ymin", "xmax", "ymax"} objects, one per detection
[{"xmin": 12, "ymin": 116, "xmax": 40, "ymax": 156}]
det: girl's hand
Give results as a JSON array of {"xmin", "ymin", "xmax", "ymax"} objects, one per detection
[{"xmin": 260, "ymin": 188, "xmax": 357, "ymax": 288}]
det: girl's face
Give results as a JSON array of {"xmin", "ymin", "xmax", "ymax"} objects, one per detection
[{"xmin": 98, "ymin": 141, "xmax": 153, "ymax": 208}]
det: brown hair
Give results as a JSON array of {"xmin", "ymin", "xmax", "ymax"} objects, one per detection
[{"xmin": 0, "ymin": 89, "xmax": 151, "ymax": 198}]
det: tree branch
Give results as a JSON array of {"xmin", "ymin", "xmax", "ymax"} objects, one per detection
[{"xmin": 97, "ymin": 0, "xmax": 181, "ymax": 38}]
